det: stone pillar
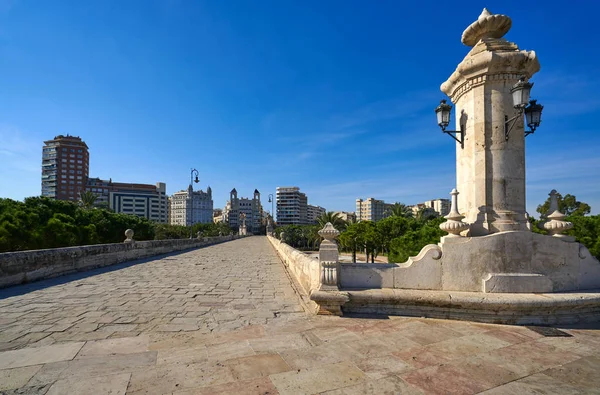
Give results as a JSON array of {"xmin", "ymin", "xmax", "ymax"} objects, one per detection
[
  {"xmin": 311, "ymin": 222, "xmax": 349, "ymax": 316},
  {"xmin": 441, "ymin": 9, "xmax": 540, "ymax": 235}
]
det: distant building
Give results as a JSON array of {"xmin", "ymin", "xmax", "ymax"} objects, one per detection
[
  {"xmin": 276, "ymin": 186, "xmax": 308, "ymax": 225},
  {"xmin": 223, "ymin": 189, "xmax": 263, "ymax": 232},
  {"xmin": 86, "ymin": 178, "xmax": 168, "ymax": 223},
  {"xmin": 335, "ymin": 211, "xmax": 356, "ymax": 223},
  {"xmin": 356, "ymin": 198, "xmax": 393, "ymax": 222},
  {"xmin": 412, "ymin": 199, "xmax": 451, "ymax": 217},
  {"xmin": 42, "ymin": 135, "xmax": 89, "ymax": 201},
  {"xmin": 169, "ymin": 185, "xmax": 213, "ymax": 226},
  {"xmin": 213, "ymin": 208, "xmax": 224, "ymax": 224},
  {"xmin": 307, "ymin": 204, "xmax": 326, "ymax": 224}
]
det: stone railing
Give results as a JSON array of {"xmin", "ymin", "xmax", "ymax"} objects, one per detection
[
  {"xmin": 268, "ymin": 223, "xmax": 349, "ymax": 315},
  {"xmin": 267, "ymin": 235, "xmax": 321, "ymax": 313},
  {"xmin": 0, "ymin": 234, "xmax": 241, "ymax": 288}
]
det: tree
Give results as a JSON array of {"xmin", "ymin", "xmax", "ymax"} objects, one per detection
[
  {"xmin": 317, "ymin": 212, "xmax": 346, "ymax": 231},
  {"xmin": 387, "ymin": 203, "xmax": 413, "ymax": 218},
  {"xmin": 78, "ymin": 191, "xmax": 98, "ymax": 209},
  {"xmin": 536, "ymin": 192, "xmax": 591, "ymax": 217}
]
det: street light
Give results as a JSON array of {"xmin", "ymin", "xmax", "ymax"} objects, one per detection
[
  {"xmin": 189, "ymin": 168, "xmax": 199, "ymax": 239},
  {"xmin": 434, "ymin": 99, "xmax": 464, "ymax": 148},
  {"xmin": 504, "ymin": 77, "xmax": 544, "ymax": 140},
  {"xmin": 268, "ymin": 193, "xmax": 275, "ymax": 223},
  {"xmin": 436, "ymin": 77, "xmax": 544, "ymax": 143}
]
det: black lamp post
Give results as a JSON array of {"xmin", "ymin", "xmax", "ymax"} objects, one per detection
[
  {"xmin": 189, "ymin": 168, "xmax": 199, "ymax": 239},
  {"xmin": 268, "ymin": 193, "xmax": 274, "ymax": 224}
]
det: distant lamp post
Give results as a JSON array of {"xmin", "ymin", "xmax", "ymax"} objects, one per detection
[
  {"xmin": 268, "ymin": 193, "xmax": 274, "ymax": 223},
  {"xmin": 435, "ymin": 99, "xmax": 464, "ymax": 148},
  {"xmin": 504, "ymin": 77, "xmax": 544, "ymax": 140},
  {"xmin": 189, "ymin": 168, "xmax": 200, "ymax": 239}
]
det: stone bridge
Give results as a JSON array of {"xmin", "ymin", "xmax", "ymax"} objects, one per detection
[{"xmin": 1, "ymin": 237, "xmax": 599, "ymax": 394}]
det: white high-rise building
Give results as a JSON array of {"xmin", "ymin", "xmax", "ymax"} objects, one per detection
[
  {"xmin": 276, "ymin": 186, "xmax": 308, "ymax": 225},
  {"xmin": 169, "ymin": 185, "xmax": 213, "ymax": 226}
]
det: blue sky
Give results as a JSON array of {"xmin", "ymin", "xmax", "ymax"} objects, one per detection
[{"xmin": 1, "ymin": 0, "xmax": 599, "ymax": 217}]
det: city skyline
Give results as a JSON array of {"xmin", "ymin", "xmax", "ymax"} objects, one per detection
[{"xmin": 1, "ymin": 1, "xmax": 599, "ymax": 217}]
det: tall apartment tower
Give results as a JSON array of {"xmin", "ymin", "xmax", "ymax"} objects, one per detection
[
  {"xmin": 276, "ymin": 186, "xmax": 308, "ymax": 225},
  {"xmin": 41, "ymin": 135, "xmax": 89, "ymax": 201}
]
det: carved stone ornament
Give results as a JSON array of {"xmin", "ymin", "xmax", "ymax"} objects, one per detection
[
  {"xmin": 124, "ymin": 228, "xmax": 134, "ymax": 243},
  {"xmin": 540, "ymin": 190, "xmax": 573, "ymax": 238},
  {"xmin": 320, "ymin": 261, "xmax": 338, "ymax": 286},
  {"xmin": 440, "ymin": 189, "xmax": 469, "ymax": 237},
  {"xmin": 318, "ymin": 222, "xmax": 340, "ymax": 241},
  {"xmin": 461, "ymin": 8, "xmax": 512, "ymax": 47}
]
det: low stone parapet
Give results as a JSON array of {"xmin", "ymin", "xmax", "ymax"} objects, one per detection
[
  {"xmin": 267, "ymin": 236, "xmax": 320, "ymax": 313},
  {"xmin": 0, "ymin": 235, "xmax": 240, "ymax": 288}
]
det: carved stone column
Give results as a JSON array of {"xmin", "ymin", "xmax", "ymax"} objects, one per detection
[{"xmin": 441, "ymin": 9, "xmax": 540, "ymax": 235}]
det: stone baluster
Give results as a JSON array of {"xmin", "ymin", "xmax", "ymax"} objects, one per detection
[
  {"xmin": 124, "ymin": 229, "xmax": 134, "ymax": 243},
  {"xmin": 540, "ymin": 190, "xmax": 574, "ymax": 240},
  {"xmin": 440, "ymin": 188, "xmax": 469, "ymax": 237}
]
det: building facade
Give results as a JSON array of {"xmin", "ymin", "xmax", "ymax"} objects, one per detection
[
  {"xmin": 356, "ymin": 198, "xmax": 393, "ymax": 222},
  {"xmin": 335, "ymin": 211, "xmax": 356, "ymax": 223},
  {"xmin": 223, "ymin": 189, "xmax": 263, "ymax": 232},
  {"xmin": 169, "ymin": 185, "xmax": 214, "ymax": 226},
  {"xmin": 307, "ymin": 204, "xmax": 326, "ymax": 224},
  {"xmin": 411, "ymin": 199, "xmax": 451, "ymax": 217},
  {"xmin": 276, "ymin": 186, "xmax": 308, "ymax": 225},
  {"xmin": 42, "ymin": 135, "xmax": 89, "ymax": 201},
  {"xmin": 85, "ymin": 178, "xmax": 168, "ymax": 223}
]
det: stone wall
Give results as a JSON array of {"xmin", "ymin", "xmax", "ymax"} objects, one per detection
[
  {"xmin": 267, "ymin": 236, "xmax": 320, "ymax": 313},
  {"xmin": 0, "ymin": 235, "xmax": 241, "ymax": 288}
]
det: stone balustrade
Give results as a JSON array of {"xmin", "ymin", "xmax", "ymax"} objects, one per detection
[{"xmin": 0, "ymin": 235, "xmax": 241, "ymax": 289}]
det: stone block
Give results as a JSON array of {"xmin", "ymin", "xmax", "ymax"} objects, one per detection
[{"xmin": 483, "ymin": 273, "xmax": 553, "ymax": 293}]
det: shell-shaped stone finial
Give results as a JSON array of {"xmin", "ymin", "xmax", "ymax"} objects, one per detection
[
  {"xmin": 462, "ymin": 8, "xmax": 512, "ymax": 47},
  {"xmin": 318, "ymin": 222, "xmax": 340, "ymax": 241}
]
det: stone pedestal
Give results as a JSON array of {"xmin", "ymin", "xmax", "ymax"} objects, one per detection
[{"xmin": 441, "ymin": 9, "xmax": 540, "ymax": 235}]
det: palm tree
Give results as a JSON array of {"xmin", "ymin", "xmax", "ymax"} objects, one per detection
[
  {"xmin": 78, "ymin": 191, "xmax": 98, "ymax": 209},
  {"xmin": 317, "ymin": 211, "xmax": 346, "ymax": 230},
  {"xmin": 388, "ymin": 203, "xmax": 413, "ymax": 218}
]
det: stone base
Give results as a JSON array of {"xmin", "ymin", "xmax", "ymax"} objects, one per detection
[
  {"xmin": 310, "ymin": 290, "xmax": 350, "ymax": 316},
  {"xmin": 340, "ymin": 288, "xmax": 600, "ymax": 325}
]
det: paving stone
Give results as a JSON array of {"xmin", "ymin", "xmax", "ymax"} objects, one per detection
[
  {"xmin": 0, "ymin": 365, "xmax": 42, "ymax": 391},
  {"xmin": 269, "ymin": 360, "xmax": 366, "ymax": 395},
  {"xmin": 46, "ymin": 372, "xmax": 131, "ymax": 395},
  {"xmin": 77, "ymin": 335, "xmax": 149, "ymax": 357},
  {"xmin": 479, "ymin": 372, "xmax": 582, "ymax": 394},
  {"xmin": 224, "ymin": 353, "xmax": 291, "ymax": 380},
  {"xmin": 0, "ymin": 342, "xmax": 85, "ymax": 369},
  {"xmin": 321, "ymin": 375, "xmax": 422, "ymax": 395}
]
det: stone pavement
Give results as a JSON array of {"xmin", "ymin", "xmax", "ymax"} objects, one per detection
[{"xmin": 0, "ymin": 237, "xmax": 599, "ymax": 394}]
